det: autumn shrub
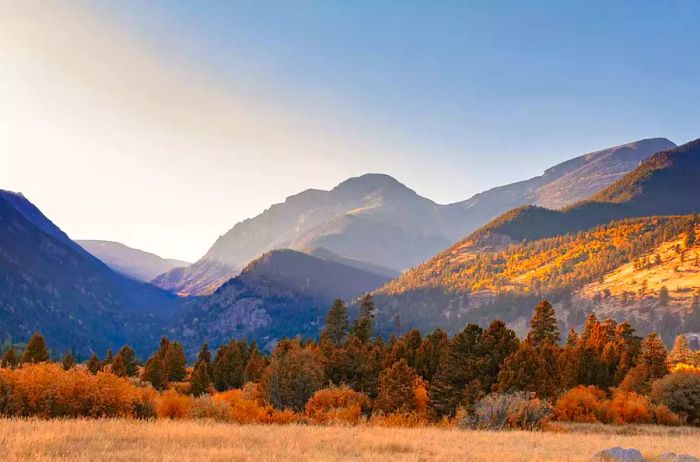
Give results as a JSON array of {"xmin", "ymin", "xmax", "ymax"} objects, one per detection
[
  {"xmin": 156, "ymin": 389, "xmax": 192, "ymax": 419},
  {"xmin": 650, "ymin": 371, "xmax": 700, "ymax": 425},
  {"xmin": 0, "ymin": 363, "xmax": 143, "ymax": 418},
  {"xmin": 213, "ymin": 388, "xmax": 303, "ymax": 424},
  {"xmin": 554, "ymin": 386, "xmax": 606, "ymax": 423},
  {"xmin": 597, "ymin": 391, "xmax": 652, "ymax": 425},
  {"xmin": 305, "ymin": 386, "xmax": 369, "ymax": 425},
  {"xmin": 464, "ymin": 392, "xmax": 552, "ymax": 430},
  {"xmin": 187, "ymin": 395, "xmax": 232, "ymax": 421},
  {"xmin": 133, "ymin": 386, "xmax": 158, "ymax": 419},
  {"xmin": 652, "ymin": 404, "xmax": 682, "ymax": 426}
]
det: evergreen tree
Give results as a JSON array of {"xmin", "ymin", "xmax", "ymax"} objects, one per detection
[
  {"xmin": 526, "ymin": 301, "xmax": 560, "ymax": 347},
  {"xmin": 1, "ymin": 346, "xmax": 19, "ymax": 368},
  {"xmin": 324, "ymin": 299, "xmax": 350, "ymax": 345},
  {"xmin": 189, "ymin": 360, "xmax": 211, "ymax": 396},
  {"xmin": 163, "ymin": 342, "xmax": 187, "ymax": 382},
  {"xmin": 197, "ymin": 342, "xmax": 212, "ymax": 366},
  {"xmin": 86, "ymin": 353, "xmax": 102, "ymax": 374},
  {"xmin": 639, "ymin": 332, "xmax": 669, "ymax": 379},
  {"xmin": 212, "ymin": 339, "xmax": 249, "ymax": 391},
  {"xmin": 375, "ymin": 359, "xmax": 418, "ymax": 414},
  {"xmin": 21, "ymin": 332, "xmax": 49, "ymax": 364},
  {"xmin": 429, "ymin": 324, "xmax": 484, "ymax": 417},
  {"xmin": 142, "ymin": 355, "xmax": 165, "ymax": 389},
  {"xmin": 685, "ymin": 223, "xmax": 696, "ymax": 249},
  {"xmin": 479, "ymin": 320, "xmax": 520, "ymax": 392},
  {"xmin": 113, "ymin": 346, "xmax": 138, "ymax": 377},
  {"xmin": 61, "ymin": 352, "xmax": 76, "ymax": 370},
  {"xmin": 102, "ymin": 349, "xmax": 114, "ymax": 367},
  {"xmin": 243, "ymin": 344, "xmax": 267, "ymax": 384},
  {"xmin": 667, "ymin": 334, "xmax": 692, "ymax": 367},
  {"xmin": 351, "ymin": 294, "xmax": 375, "ymax": 343},
  {"xmin": 414, "ymin": 329, "xmax": 449, "ymax": 383}
]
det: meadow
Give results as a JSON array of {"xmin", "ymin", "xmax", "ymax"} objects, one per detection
[{"xmin": 0, "ymin": 419, "xmax": 698, "ymax": 462}]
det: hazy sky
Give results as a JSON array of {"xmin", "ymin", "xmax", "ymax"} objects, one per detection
[{"xmin": 2, "ymin": 1, "xmax": 699, "ymax": 262}]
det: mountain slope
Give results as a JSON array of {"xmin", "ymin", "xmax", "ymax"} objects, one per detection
[
  {"xmin": 77, "ymin": 240, "xmax": 189, "ymax": 282},
  {"xmin": 465, "ymin": 139, "xmax": 700, "ymax": 247},
  {"xmin": 0, "ymin": 191, "xmax": 180, "ymax": 356},
  {"xmin": 156, "ymin": 138, "xmax": 671, "ymax": 295},
  {"xmin": 170, "ymin": 249, "xmax": 391, "ymax": 351}
]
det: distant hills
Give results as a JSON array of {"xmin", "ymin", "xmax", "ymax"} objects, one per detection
[
  {"xmin": 0, "ymin": 191, "xmax": 180, "ymax": 356},
  {"xmin": 154, "ymin": 138, "xmax": 672, "ymax": 295},
  {"xmin": 170, "ymin": 249, "xmax": 391, "ymax": 351},
  {"xmin": 77, "ymin": 240, "xmax": 189, "ymax": 282}
]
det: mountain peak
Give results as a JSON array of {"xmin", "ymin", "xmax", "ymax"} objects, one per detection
[{"xmin": 332, "ymin": 173, "xmax": 411, "ymax": 196}]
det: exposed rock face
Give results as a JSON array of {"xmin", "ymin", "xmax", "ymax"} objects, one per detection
[{"xmin": 649, "ymin": 453, "xmax": 699, "ymax": 462}]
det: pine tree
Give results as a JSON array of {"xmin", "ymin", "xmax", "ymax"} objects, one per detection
[
  {"xmin": 86, "ymin": 353, "xmax": 102, "ymax": 374},
  {"xmin": 685, "ymin": 223, "xmax": 696, "ymax": 249},
  {"xmin": 102, "ymin": 349, "xmax": 114, "ymax": 367},
  {"xmin": 428, "ymin": 324, "xmax": 484, "ymax": 417},
  {"xmin": 526, "ymin": 301, "xmax": 560, "ymax": 347},
  {"xmin": 189, "ymin": 360, "xmax": 211, "ymax": 396},
  {"xmin": 243, "ymin": 344, "xmax": 266, "ymax": 383},
  {"xmin": 142, "ymin": 355, "xmax": 165, "ymax": 389},
  {"xmin": 1, "ymin": 346, "xmax": 19, "ymax": 368},
  {"xmin": 414, "ymin": 329, "xmax": 449, "ymax": 383},
  {"xmin": 61, "ymin": 352, "xmax": 75, "ymax": 370},
  {"xmin": 21, "ymin": 332, "xmax": 49, "ymax": 364},
  {"xmin": 479, "ymin": 320, "xmax": 520, "ymax": 392},
  {"xmin": 375, "ymin": 359, "xmax": 418, "ymax": 414},
  {"xmin": 667, "ymin": 334, "xmax": 692, "ymax": 367},
  {"xmin": 639, "ymin": 332, "xmax": 669, "ymax": 379},
  {"xmin": 197, "ymin": 342, "xmax": 212, "ymax": 366},
  {"xmin": 351, "ymin": 294, "xmax": 375, "ymax": 343},
  {"xmin": 113, "ymin": 345, "xmax": 138, "ymax": 377},
  {"xmin": 324, "ymin": 299, "xmax": 350, "ymax": 345},
  {"xmin": 111, "ymin": 353, "xmax": 128, "ymax": 377},
  {"xmin": 163, "ymin": 342, "xmax": 187, "ymax": 382}
]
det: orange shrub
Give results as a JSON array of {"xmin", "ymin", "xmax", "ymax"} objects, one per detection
[
  {"xmin": 653, "ymin": 405, "xmax": 682, "ymax": 426},
  {"xmin": 367, "ymin": 412, "xmax": 429, "ymax": 428},
  {"xmin": 156, "ymin": 389, "xmax": 192, "ymax": 419},
  {"xmin": 414, "ymin": 378, "xmax": 429, "ymax": 415},
  {"xmin": 555, "ymin": 386, "xmax": 606, "ymax": 423},
  {"xmin": 213, "ymin": 388, "xmax": 303, "ymax": 424},
  {"xmin": 0, "ymin": 363, "xmax": 142, "ymax": 418},
  {"xmin": 305, "ymin": 386, "xmax": 369, "ymax": 425},
  {"xmin": 597, "ymin": 391, "xmax": 652, "ymax": 425}
]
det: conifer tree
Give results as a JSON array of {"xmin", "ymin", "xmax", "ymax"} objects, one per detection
[
  {"xmin": 61, "ymin": 352, "xmax": 75, "ymax": 370},
  {"xmin": 667, "ymin": 334, "xmax": 691, "ymax": 367},
  {"xmin": 1, "ymin": 346, "xmax": 19, "ymax": 368},
  {"xmin": 142, "ymin": 355, "xmax": 165, "ymax": 389},
  {"xmin": 526, "ymin": 300, "xmax": 560, "ymax": 347},
  {"xmin": 21, "ymin": 332, "xmax": 50, "ymax": 364},
  {"xmin": 197, "ymin": 342, "xmax": 212, "ymax": 366},
  {"xmin": 324, "ymin": 299, "xmax": 350, "ymax": 345},
  {"xmin": 102, "ymin": 349, "xmax": 114, "ymax": 367},
  {"xmin": 163, "ymin": 342, "xmax": 187, "ymax": 382},
  {"xmin": 86, "ymin": 353, "xmax": 102, "ymax": 374},
  {"xmin": 429, "ymin": 324, "xmax": 485, "ymax": 417},
  {"xmin": 351, "ymin": 294, "xmax": 375, "ymax": 343},
  {"xmin": 243, "ymin": 344, "xmax": 267, "ymax": 383},
  {"xmin": 113, "ymin": 345, "xmax": 138, "ymax": 377},
  {"xmin": 189, "ymin": 360, "xmax": 211, "ymax": 396},
  {"xmin": 375, "ymin": 359, "xmax": 418, "ymax": 414},
  {"xmin": 414, "ymin": 329, "xmax": 449, "ymax": 383},
  {"xmin": 639, "ymin": 332, "xmax": 669, "ymax": 378},
  {"xmin": 479, "ymin": 320, "xmax": 519, "ymax": 392}
]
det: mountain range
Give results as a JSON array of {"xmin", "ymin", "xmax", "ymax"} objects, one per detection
[
  {"xmin": 0, "ymin": 191, "xmax": 180, "ymax": 356},
  {"xmin": 77, "ymin": 240, "xmax": 189, "ymax": 282},
  {"xmin": 154, "ymin": 137, "xmax": 674, "ymax": 296}
]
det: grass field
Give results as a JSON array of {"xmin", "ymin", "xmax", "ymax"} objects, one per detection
[{"xmin": 0, "ymin": 419, "xmax": 698, "ymax": 461}]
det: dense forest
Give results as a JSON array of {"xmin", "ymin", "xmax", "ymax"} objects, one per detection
[{"xmin": 1, "ymin": 297, "xmax": 699, "ymax": 428}]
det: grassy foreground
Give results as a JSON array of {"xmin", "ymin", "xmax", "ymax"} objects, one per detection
[{"xmin": 0, "ymin": 419, "xmax": 698, "ymax": 461}]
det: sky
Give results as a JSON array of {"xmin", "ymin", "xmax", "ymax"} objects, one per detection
[{"xmin": 1, "ymin": 1, "xmax": 699, "ymax": 262}]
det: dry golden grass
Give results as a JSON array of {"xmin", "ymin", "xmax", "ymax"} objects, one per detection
[{"xmin": 0, "ymin": 419, "xmax": 698, "ymax": 461}]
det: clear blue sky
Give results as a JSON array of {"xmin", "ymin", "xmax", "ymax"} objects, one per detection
[{"xmin": 2, "ymin": 1, "xmax": 699, "ymax": 261}]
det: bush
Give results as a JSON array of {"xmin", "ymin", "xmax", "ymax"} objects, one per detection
[
  {"xmin": 367, "ymin": 412, "xmax": 429, "ymax": 428},
  {"xmin": 305, "ymin": 386, "xmax": 370, "ymax": 425},
  {"xmin": 650, "ymin": 371, "xmax": 700, "ymax": 425},
  {"xmin": 464, "ymin": 392, "xmax": 552, "ymax": 430},
  {"xmin": 156, "ymin": 389, "xmax": 192, "ymax": 419},
  {"xmin": 653, "ymin": 405, "xmax": 682, "ymax": 426},
  {"xmin": 213, "ymin": 388, "xmax": 303, "ymax": 424},
  {"xmin": 597, "ymin": 391, "xmax": 652, "ymax": 425},
  {"xmin": 0, "ymin": 363, "xmax": 143, "ymax": 418},
  {"xmin": 187, "ymin": 395, "xmax": 232, "ymax": 421},
  {"xmin": 555, "ymin": 386, "xmax": 606, "ymax": 423}
]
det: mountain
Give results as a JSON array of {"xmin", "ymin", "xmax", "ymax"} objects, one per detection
[
  {"xmin": 466, "ymin": 139, "xmax": 700, "ymax": 247},
  {"xmin": 169, "ymin": 249, "xmax": 391, "ymax": 351},
  {"xmin": 77, "ymin": 240, "xmax": 189, "ymax": 282},
  {"xmin": 155, "ymin": 138, "xmax": 672, "ymax": 296},
  {"xmin": 0, "ymin": 190, "xmax": 180, "ymax": 356},
  {"xmin": 370, "ymin": 138, "xmax": 700, "ymax": 341}
]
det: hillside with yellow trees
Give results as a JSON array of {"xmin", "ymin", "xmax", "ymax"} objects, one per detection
[{"xmin": 372, "ymin": 215, "xmax": 700, "ymax": 343}]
